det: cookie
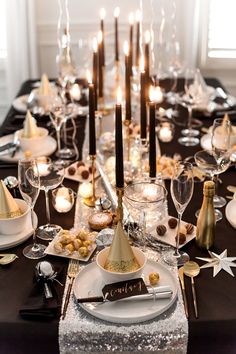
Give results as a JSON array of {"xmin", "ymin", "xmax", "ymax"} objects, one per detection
[{"xmin": 88, "ymin": 212, "xmax": 113, "ymax": 231}]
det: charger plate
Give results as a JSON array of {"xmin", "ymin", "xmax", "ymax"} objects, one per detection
[{"xmin": 74, "ymin": 259, "xmax": 178, "ymax": 324}]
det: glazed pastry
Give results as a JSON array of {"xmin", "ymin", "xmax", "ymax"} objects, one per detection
[
  {"xmin": 156, "ymin": 224, "xmax": 167, "ymax": 236},
  {"xmin": 77, "ymin": 161, "xmax": 85, "ymax": 168},
  {"xmin": 88, "ymin": 212, "xmax": 113, "ymax": 231},
  {"xmin": 78, "ymin": 246, "xmax": 89, "ymax": 257},
  {"xmin": 68, "ymin": 166, "xmax": 76, "ymax": 175}
]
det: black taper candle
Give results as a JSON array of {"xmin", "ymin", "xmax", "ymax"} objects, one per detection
[
  {"xmin": 93, "ymin": 48, "xmax": 98, "ymax": 110},
  {"xmin": 115, "ymin": 15, "xmax": 119, "ymax": 62},
  {"xmin": 140, "ymin": 70, "xmax": 147, "ymax": 139},
  {"xmin": 129, "ymin": 18, "xmax": 133, "ymax": 77},
  {"xmin": 144, "ymin": 42, "xmax": 150, "ymax": 99},
  {"xmin": 89, "ymin": 83, "xmax": 96, "ymax": 155},
  {"xmin": 115, "ymin": 101, "xmax": 124, "ymax": 189},
  {"xmin": 149, "ymin": 101, "xmax": 156, "ymax": 178},
  {"xmin": 98, "ymin": 38, "xmax": 103, "ymax": 98},
  {"xmin": 100, "ymin": 19, "xmax": 105, "ymax": 66},
  {"xmin": 125, "ymin": 51, "xmax": 131, "ymax": 121}
]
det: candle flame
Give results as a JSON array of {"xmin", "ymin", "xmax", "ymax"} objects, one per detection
[
  {"xmin": 135, "ymin": 9, "xmax": 142, "ymax": 22},
  {"xmin": 100, "ymin": 8, "xmax": 106, "ymax": 20},
  {"xmin": 92, "ymin": 37, "xmax": 98, "ymax": 52},
  {"xmin": 117, "ymin": 86, "xmax": 122, "ymax": 105},
  {"xmin": 86, "ymin": 70, "xmax": 92, "ymax": 84},
  {"xmin": 98, "ymin": 30, "xmax": 103, "ymax": 44},
  {"xmin": 140, "ymin": 55, "xmax": 145, "ymax": 72},
  {"xmin": 129, "ymin": 12, "xmax": 134, "ymax": 25},
  {"xmin": 145, "ymin": 30, "xmax": 151, "ymax": 44},
  {"xmin": 114, "ymin": 7, "xmax": 120, "ymax": 18},
  {"xmin": 123, "ymin": 41, "xmax": 129, "ymax": 56},
  {"xmin": 149, "ymin": 85, "xmax": 155, "ymax": 102},
  {"xmin": 152, "ymin": 86, "xmax": 163, "ymax": 103}
]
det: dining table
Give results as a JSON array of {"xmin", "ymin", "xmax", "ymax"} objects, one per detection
[{"xmin": 0, "ymin": 78, "xmax": 236, "ymax": 354}]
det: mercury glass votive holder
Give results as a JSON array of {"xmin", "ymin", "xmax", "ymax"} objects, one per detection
[{"xmin": 52, "ymin": 187, "xmax": 75, "ymax": 213}]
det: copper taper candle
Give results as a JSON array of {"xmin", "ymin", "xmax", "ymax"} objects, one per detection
[
  {"xmin": 149, "ymin": 86, "xmax": 156, "ymax": 178},
  {"xmin": 115, "ymin": 87, "xmax": 124, "ymax": 189}
]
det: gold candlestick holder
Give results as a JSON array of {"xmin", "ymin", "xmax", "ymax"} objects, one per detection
[
  {"xmin": 116, "ymin": 187, "xmax": 124, "ymax": 223},
  {"xmin": 83, "ymin": 155, "xmax": 97, "ymax": 207}
]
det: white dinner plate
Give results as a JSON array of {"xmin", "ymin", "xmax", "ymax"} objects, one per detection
[
  {"xmin": 0, "ymin": 212, "xmax": 37, "ymax": 250},
  {"xmin": 74, "ymin": 259, "xmax": 178, "ymax": 324},
  {"xmin": 12, "ymin": 95, "xmax": 29, "ymax": 113},
  {"xmin": 225, "ymin": 200, "xmax": 236, "ymax": 229},
  {"xmin": 0, "ymin": 134, "xmax": 57, "ymax": 162}
]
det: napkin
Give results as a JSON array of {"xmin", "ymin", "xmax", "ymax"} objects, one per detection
[{"xmin": 19, "ymin": 281, "xmax": 61, "ymax": 320}]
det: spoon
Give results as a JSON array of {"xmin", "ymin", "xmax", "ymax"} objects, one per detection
[
  {"xmin": 183, "ymin": 261, "xmax": 200, "ymax": 319},
  {"xmin": 35, "ymin": 261, "xmax": 55, "ymax": 299}
]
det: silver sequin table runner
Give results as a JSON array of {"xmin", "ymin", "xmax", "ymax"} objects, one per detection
[{"xmin": 59, "ymin": 186, "xmax": 188, "ymax": 354}]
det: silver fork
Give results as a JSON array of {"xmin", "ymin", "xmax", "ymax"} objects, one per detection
[{"xmin": 61, "ymin": 259, "xmax": 80, "ymax": 320}]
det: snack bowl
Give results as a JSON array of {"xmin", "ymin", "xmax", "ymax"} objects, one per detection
[
  {"xmin": 16, "ymin": 127, "xmax": 49, "ymax": 154},
  {"xmin": 96, "ymin": 246, "xmax": 146, "ymax": 283},
  {"xmin": 0, "ymin": 199, "xmax": 30, "ymax": 235}
]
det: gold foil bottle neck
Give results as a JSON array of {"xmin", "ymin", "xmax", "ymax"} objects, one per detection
[
  {"xmin": 0, "ymin": 180, "xmax": 21, "ymax": 219},
  {"xmin": 203, "ymin": 181, "xmax": 215, "ymax": 197},
  {"xmin": 22, "ymin": 110, "xmax": 38, "ymax": 138},
  {"xmin": 104, "ymin": 221, "xmax": 140, "ymax": 273}
]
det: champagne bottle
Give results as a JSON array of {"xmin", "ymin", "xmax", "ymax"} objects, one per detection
[{"xmin": 196, "ymin": 181, "xmax": 216, "ymax": 249}]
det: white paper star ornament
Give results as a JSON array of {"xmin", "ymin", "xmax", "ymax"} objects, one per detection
[{"xmin": 196, "ymin": 249, "xmax": 236, "ymax": 277}]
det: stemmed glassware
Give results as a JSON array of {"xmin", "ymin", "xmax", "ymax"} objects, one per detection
[
  {"xmin": 178, "ymin": 69, "xmax": 200, "ymax": 146},
  {"xmin": 36, "ymin": 157, "xmax": 65, "ymax": 241},
  {"xmin": 18, "ymin": 159, "xmax": 46, "ymax": 259},
  {"xmin": 164, "ymin": 162, "xmax": 194, "ymax": 266},
  {"xmin": 124, "ymin": 181, "xmax": 167, "ymax": 250}
]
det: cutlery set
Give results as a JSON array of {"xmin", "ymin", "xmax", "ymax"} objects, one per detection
[{"xmin": 178, "ymin": 261, "xmax": 200, "ymax": 319}]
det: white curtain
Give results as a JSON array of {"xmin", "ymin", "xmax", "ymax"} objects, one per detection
[{"xmin": 5, "ymin": 0, "xmax": 38, "ymax": 102}]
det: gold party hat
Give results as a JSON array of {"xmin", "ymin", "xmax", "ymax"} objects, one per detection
[
  {"xmin": 0, "ymin": 180, "xmax": 21, "ymax": 218},
  {"xmin": 22, "ymin": 110, "xmax": 38, "ymax": 138},
  {"xmin": 104, "ymin": 221, "xmax": 140, "ymax": 272},
  {"xmin": 39, "ymin": 73, "xmax": 50, "ymax": 96}
]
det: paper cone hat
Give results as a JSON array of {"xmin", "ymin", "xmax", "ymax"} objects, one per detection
[
  {"xmin": 222, "ymin": 113, "xmax": 233, "ymax": 133},
  {"xmin": 104, "ymin": 221, "xmax": 140, "ymax": 272},
  {"xmin": 0, "ymin": 180, "xmax": 21, "ymax": 218},
  {"xmin": 22, "ymin": 110, "xmax": 38, "ymax": 138},
  {"xmin": 39, "ymin": 73, "xmax": 50, "ymax": 96}
]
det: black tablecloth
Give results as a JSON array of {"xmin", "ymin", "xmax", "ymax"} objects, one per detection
[{"xmin": 0, "ymin": 79, "xmax": 236, "ymax": 354}]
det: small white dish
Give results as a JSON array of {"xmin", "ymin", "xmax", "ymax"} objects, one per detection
[
  {"xmin": 96, "ymin": 246, "xmax": 146, "ymax": 283},
  {"xmin": 74, "ymin": 259, "xmax": 178, "ymax": 324},
  {"xmin": 0, "ymin": 199, "xmax": 30, "ymax": 235},
  {"xmin": 0, "ymin": 134, "xmax": 57, "ymax": 163},
  {"xmin": 16, "ymin": 127, "xmax": 49, "ymax": 154},
  {"xmin": 225, "ymin": 199, "xmax": 236, "ymax": 229},
  {"xmin": 0, "ymin": 211, "xmax": 37, "ymax": 250}
]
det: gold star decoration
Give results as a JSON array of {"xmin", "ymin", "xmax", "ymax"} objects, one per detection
[{"xmin": 196, "ymin": 249, "xmax": 236, "ymax": 277}]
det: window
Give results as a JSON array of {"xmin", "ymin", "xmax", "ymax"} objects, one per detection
[{"xmin": 0, "ymin": 0, "xmax": 6, "ymax": 59}]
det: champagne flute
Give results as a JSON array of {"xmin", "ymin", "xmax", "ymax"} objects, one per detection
[
  {"xmin": 211, "ymin": 117, "xmax": 231, "ymax": 208},
  {"xmin": 36, "ymin": 157, "xmax": 65, "ymax": 241},
  {"xmin": 18, "ymin": 159, "xmax": 46, "ymax": 259},
  {"xmin": 164, "ymin": 162, "xmax": 194, "ymax": 266}
]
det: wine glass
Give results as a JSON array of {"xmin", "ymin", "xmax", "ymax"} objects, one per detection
[
  {"xmin": 194, "ymin": 149, "xmax": 231, "ymax": 221},
  {"xmin": 36, "ymin": 157, "xmax": 65, "ymax": 241},
  {"xmin": 211, "ymin": 117, "xmax": 231, "ymax": 208},
  {"xmin": 164, "ymin": 162, "xmax": 194, "ymax": 266},
  {"xmin": 124, "ymin": 181, "xmax": 167, "ymax": 250},
  {"xmin": 18, "ymin": 159, "xmax": 46, "ymax": 259},
  {"xmin": 178, "ymin": 69, "xmax": 200, "ymax": 147}
]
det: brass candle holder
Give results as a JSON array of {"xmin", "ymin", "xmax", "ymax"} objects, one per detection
[
  {"xmin": 83, "ymin": 155, "xmax": 97, "ymax": 207},
  {"xmin": 116, "ymin": 187, "xmax": 124, "ymax": 223}
]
